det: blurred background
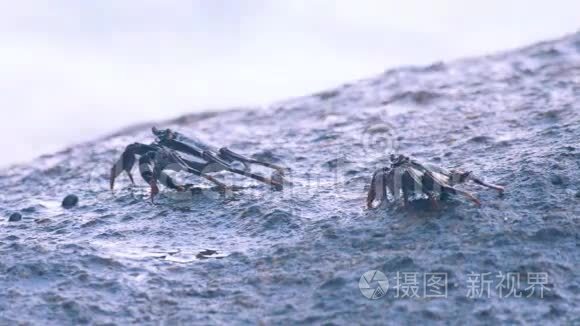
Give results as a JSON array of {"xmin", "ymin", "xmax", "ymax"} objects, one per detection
[{"xmin": 1, "ymin": 0, "xmax": 579, "ymax": 167}]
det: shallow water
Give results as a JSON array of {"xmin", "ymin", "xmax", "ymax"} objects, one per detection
[{"xmin": 1, "ymin": 33, "xmax": 580, "ymax": 325}]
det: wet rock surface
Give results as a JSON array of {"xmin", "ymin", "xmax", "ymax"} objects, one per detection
[{"xmin": 1, "ymin": 33, "xmax": 580, "ymax": 324}]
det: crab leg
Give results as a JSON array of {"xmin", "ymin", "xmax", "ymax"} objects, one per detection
[
  {"xmin": 226, "ymin": 166, "xmax": 284, "ymax": 190},
  {"xmin": 200, "ymin": 173, "xmax": 227, "ymax": 189},
  {"xmin": 427, "ymin": 193, "xmax": 440, "ymax": 209},
  {"xmin": 402, "ymin": 188, "xmax": 410, "ymax": 208},
  {"xmin": 451, "ymin": 187, "xmax": 481, "ymax": 207},
  {"xmin": 471, "ymin": 176, "xmax": 505, "ymax": 194},
  {"xmin": 202, "ymin": 151, "xmax": 284, "ymax": 190},
  {"xmin": 219, "ymin": 147, "xmax": 287, "ymax": 174},
  {"xmin": 367, "ymin": 169, "xmax": 388, "ymax": 209},
  {"xmin": 158, "ymin": 172, "xmax": 187, "ymax": 192},
  {"xmin": 161, "ymin": 154, "xmax": 227, "ymax": 191},
  {"xmin": 159, "ymin": 130, "xmax": 287, "ymax": 174}
]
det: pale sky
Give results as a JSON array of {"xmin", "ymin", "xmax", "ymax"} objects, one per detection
[{"xmin": 1, "ymin": 1, "xmax": 579, "ymax": 167}]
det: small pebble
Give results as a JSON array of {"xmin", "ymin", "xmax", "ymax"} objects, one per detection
[
  {"xmin": 196, "ymin": 249, "xmax": 218, "ymax": 260},
  {"xmin": 62, "ymin": 195, "xmax": 79, "ymax": 208},
  {"xmin": 550, "ymin": 175, "xmax": 564, "ymax": 185},
  {"xmin": 8, "ymin": 212, "xmax": 22, "ymax": 222}
]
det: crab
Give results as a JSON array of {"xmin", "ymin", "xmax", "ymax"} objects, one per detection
[
  {"xmin": 366, "ymin": 154, "xmax": 504, "ymax": 209},
  {"xmin": 110, "ymin": 127, "xmax": 288, "ymax": 200}
]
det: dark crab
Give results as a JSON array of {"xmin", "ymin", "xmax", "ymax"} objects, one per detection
[
  {"xmin": 110, "ymin": 127, "xmax": 288, "ymax": 200},
  {"xmin": 367, "ymin": 154, "xmax": 504, "ymax": 209}
]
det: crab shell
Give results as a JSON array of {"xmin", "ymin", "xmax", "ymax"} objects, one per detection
[{"xmin": 367, "ymin": 156, "xmax": 493, "ymax": 208}]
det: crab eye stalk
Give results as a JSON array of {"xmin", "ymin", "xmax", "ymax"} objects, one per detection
[
  {"xmin": 152, "ymin": 127, "xmax": 175, "ymax": 140},
  {"xmin": 152, "ymin": 126, "xmax": 163, "ymax": 139}
]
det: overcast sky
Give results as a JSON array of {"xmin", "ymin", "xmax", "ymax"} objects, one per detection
[{"xmin": 1, "ymin": 1, "xmax": 579, "ymax": 167}]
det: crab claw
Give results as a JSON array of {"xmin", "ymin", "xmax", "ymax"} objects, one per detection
[
  {"xmin": 111, "ymin": 142, "xmax": 159, "ymax": 191},
  {"xmin": 110, "ymin": 150, "xmax": 136, "ymax": 190}
]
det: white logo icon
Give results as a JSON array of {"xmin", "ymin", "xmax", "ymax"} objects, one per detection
[{"xmin": 359, "ymin": 270, "xmax": 389, "ymax": 300}]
